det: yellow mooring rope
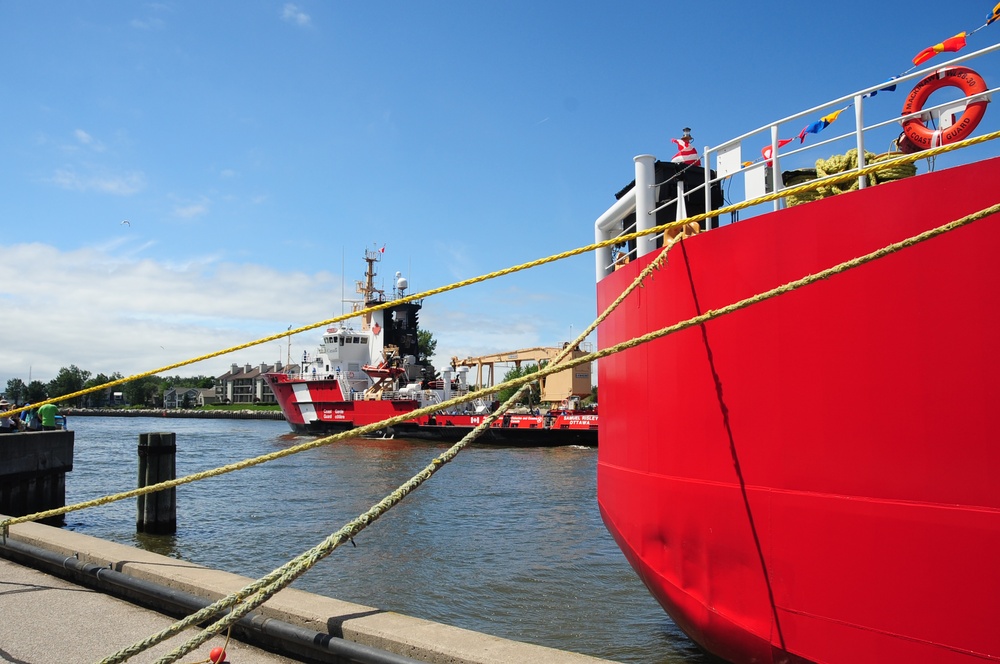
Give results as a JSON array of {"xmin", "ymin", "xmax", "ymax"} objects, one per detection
[
  {"xmin": 1, "ymin": 129, "xmax": 997, "ymax": 662},
  {"xmin": 95, "ymin": 198, "xmax": 1000, "ymax": 664},
  {"xmin": 99, "ymin": 227, "xmax": 686, "ymax": 664},
  {"xmin": 4, "ymin": 123, "xmax": 999, "ymax": 424}
]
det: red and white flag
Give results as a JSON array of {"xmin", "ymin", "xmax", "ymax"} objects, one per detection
[{"xmin": 671, "ymin": 138, "xmax": 700, "ymax": 166}]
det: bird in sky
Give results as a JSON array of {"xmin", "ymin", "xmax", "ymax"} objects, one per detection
[{"xmin": 121, "ymin": 220, "xmax": 130, "ymax": 226}]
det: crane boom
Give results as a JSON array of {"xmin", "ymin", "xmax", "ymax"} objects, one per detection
[{"xmin": 450, "ymin": 344, "xmax": 592, "ymax": 402}]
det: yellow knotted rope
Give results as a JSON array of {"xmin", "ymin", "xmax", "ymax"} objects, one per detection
[
  {"xmin": 815, "ymin": 148, "xmax": 877, "ymax": 196},
  {"xmin": 869, "ymin": 152, "xmax": 917, "ymax": 185}
]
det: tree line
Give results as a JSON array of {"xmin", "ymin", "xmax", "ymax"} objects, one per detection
[{"xmin": 3, "ymin": 365, "xmax": 216, "ymax": 407}]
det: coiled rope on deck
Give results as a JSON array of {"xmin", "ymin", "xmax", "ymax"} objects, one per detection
[{"xmin": 815, "ymin": 148, "xmax": 877, "ymax": 196}]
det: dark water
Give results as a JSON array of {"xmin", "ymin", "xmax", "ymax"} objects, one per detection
[{"xmin": 63, "ymin": 417, "xmax": 708, "ymax": 664}]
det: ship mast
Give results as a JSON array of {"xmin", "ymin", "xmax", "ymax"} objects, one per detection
[{"xmin": 354, "ymin": 247, "xmax": 385, "ymax": 330}]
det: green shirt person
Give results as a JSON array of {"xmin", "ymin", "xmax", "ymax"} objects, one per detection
[{"xmin": 37, "ymin": 403, "xmax": 59, "ymax": 430}]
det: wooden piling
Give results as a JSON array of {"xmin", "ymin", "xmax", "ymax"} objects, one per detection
[{"xmin": 136, "ymin": 432, "xmax": 176, "ymax": 534}]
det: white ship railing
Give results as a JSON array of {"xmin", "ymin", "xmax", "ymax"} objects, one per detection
[{"xmin": 595, "ymin": 41, "xmax": 1000, "ymax": 282}]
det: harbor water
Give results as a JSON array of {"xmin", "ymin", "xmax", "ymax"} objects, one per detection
[{"xmin": 62, "ymin": 416, "xmax": 707, "ymax": 664}]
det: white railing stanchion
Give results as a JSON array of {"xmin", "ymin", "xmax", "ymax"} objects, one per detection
[
  {"xmin": 855, "ymin": 94, "xmax": 867, "ymax": 189},
  {"xmin": 635, "ymin": 155, "xmax": 657, "ymax": 258},
  {"xmin": 703, "ymin": 145, "xmax": 712, "ymax": 230},
  {"xmin": 770, "ymin": 125, "xmax": 783, "ymax": 211}
]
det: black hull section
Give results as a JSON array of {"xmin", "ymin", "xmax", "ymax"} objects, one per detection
[
  {"xmin": 379, "ymin": 424, "xmax": 597, "ymax": 447},
  {"xmin": 285, "ymin": 420, "xmax": 596, "ymax": 447}
]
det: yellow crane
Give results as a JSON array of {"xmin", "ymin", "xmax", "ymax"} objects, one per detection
[{"xmin": 450, "ymin": 344, "xmax": 592, "ymax": 403}]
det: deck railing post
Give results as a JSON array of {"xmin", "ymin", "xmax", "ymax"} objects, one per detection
[
  {"xmin": 855, "ymin": 93, "xmax": 867, "ymax": 190},
  {"xmin": 635, "ymin": 154, "xmax": 656, "ymax": 258}
]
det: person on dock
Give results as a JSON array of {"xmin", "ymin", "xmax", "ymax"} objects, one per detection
[
  {"xmin": 0, "ymin": 400, "xmax": 18, "ymax": 433},
  {"xmin": 21, "ymin": 403, "xmax": 42, "ymax": 431},
  {"xmin": 37, "ymin": 402, "xmax": 59, "ymax": 430},
  {"xmin": 21, "ymin": 404, "xmax": 41, "ymax": 431}
]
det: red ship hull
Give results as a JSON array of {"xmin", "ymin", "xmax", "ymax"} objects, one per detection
[
  {"xmin": 596, "ymin": 157, "xmax": 1000, "ymax": 662},
  {"xmin": 388, "ymin": 411, "xmax": 598, "ymax": 445},
  {"xmin": 267, "ymin": 372, "xmax": 598, "ymax": 445}
]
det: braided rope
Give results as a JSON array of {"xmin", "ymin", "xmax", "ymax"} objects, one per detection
[
  {"xmin": 105, "ymin": 198, "xmax": 1000, "ymax": 663},
  {"xmin": 131, "ymin": 380, "xmax": 538, "ymax": 664},
  {"xmin": 5, "ymin": 176, "xmax": 1000, "ymax": 536},
  {"xmin": 815, "ymin": 149, "xmax": 876, "ymax": 196},
  {"xmin": 100, "ymin": 238, "xmax": 680, "ymax": 664},
  {"xmin": 2, "ymin": 233, "xmax": 681, "ymax": 532},
  {"xmin": 6, "ymin": 126, "xmax": 997, "ymax": 423},
  {"xmin": 1, "ymin": 132, "xmax": 996, "ymax": 661}
]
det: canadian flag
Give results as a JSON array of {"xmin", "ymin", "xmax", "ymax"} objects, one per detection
[{"xmin": 379, "ymin": 244, "xmax": 385, "ymax": 254}]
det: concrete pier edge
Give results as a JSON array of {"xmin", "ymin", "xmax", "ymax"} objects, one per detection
[{"xmin": 0, "ymin": 517, "xmax": 610, "ymax": 664}]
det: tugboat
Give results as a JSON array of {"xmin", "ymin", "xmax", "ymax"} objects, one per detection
[
  {"xmin": 594, "ymin": 39, "xmax": 1000, "ymax": 664},
  {"xmin": 266, "ymin": 249, "xmax": 597, "ymax": 445}
]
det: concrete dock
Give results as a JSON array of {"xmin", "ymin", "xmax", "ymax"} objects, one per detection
[
  {"xmin": 0, "ymin": 518, "xmax": 613, "ymax": 664},
  {"xmin": 0, "ymin": 555, "xmax": 302, "ymax": 664}
]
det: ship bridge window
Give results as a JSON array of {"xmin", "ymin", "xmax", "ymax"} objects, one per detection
[
  {"xmin": 339, "ymin": 338, "xmax": 344, "ymax": 346},
  {"xmin": 361, "ymin": 337, "xmax": 367, "ymax": 344}
]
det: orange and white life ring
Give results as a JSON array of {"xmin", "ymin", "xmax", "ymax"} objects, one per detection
[
  {"xmin": 901, "ymin": 66, "xmax": 988, "ymax": 151},
  {"xmin": 347, "ymin": 371, "xmax": 355, "ymax": 378}
]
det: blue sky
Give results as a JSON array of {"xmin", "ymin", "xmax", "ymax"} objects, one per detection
[{"xmin": 2, "ymin": 1, "xmax": 997, "ymax": 388}]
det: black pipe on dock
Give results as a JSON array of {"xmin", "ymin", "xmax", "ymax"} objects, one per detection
[
  {"xmin": 64, "ymin": 408, "xmax": 285, "ymax": 420},
  {"xmin": 0, "ymin": 537, "xmax": 425, "ymax": 664}
]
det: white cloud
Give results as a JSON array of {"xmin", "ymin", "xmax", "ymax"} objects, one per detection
[
  {"xmin": 74, "ymin": 129, "xmax": 93, "ymax": 145},
  {"xmin": 73, "ymin": 129, "xmax": 106, "ymax": 152},
  {"xmin": 131, "ymin": 3, "xmax": 170, "ymax": 30},
  {"xmin": 0, "ymin": 243, "xmax": 583, "ymax": 392},
  {"xmin": 281, "ymin": 3, "xmax": 311, "ymax": 27},
  {"xmin": 0, "ymin": 242, "xmax": 343, "ymax": 387},
  {"xmin": 130, "ymin": 17, "xmax": 166, "ymax": 30},
  {"xmin": 50, "ymin": 167, "xmax": 146, "ymax": 195},
  {"xmin": 173, "ymin": 201, "xmax": 209, "ymax": 219}
]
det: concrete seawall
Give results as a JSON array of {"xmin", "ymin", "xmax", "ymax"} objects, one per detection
[
  {"xmin": 0, "ymin": 430, "xmax": 74, "ymax": 525},
  {"xmin": 64, "ymin": 407, "xmax": 285, "ymax": 420},
  {"xmin": 1, "ymin": 519, "xmax": 610, "ymax": 664}
]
